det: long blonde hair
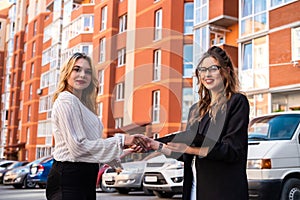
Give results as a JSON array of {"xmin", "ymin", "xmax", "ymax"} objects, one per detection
[
  {"xmin": 195, "ymin": 46, "xmax": 239, "ymax": 120},
  {"xmin": 53, "ymin": 52, "xmax": 99, "ymax": 114}
]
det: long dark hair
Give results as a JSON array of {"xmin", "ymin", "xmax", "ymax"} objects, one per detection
[{"xmin": 195, "ymin": 46, "xmax": 239, "ymax": 119}]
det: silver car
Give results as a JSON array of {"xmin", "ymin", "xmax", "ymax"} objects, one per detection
[{"xmin": 102, "ymin": 151, "xmax": 161, "ymax": 195}]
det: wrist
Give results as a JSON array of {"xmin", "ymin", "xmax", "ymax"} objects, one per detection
[{"xmin": 156, "ymin": 142, "xmax": 164, "ymax": 152}]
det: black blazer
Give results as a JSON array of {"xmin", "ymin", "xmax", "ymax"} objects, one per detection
[{"xmin": 178, "ymin": 93, "xmax": 249, "ymax": 200}]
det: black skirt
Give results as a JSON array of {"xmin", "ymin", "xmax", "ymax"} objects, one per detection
[{"xmin": 46, "ymin": 160, "xmax": 99, "ymax": 200}]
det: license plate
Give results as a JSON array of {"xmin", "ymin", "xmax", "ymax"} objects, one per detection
[
  {"xmin": 145, "ymin": 176, "xmax": 157, "ymax": 182},
  {"xmin": 106, "ymin": 176, "xmax": 114, "ymax": 181}
]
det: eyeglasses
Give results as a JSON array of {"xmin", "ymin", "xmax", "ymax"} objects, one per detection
[{"xmin": 197, "ymin": 65, "xmax": 221, "ymax": 74}]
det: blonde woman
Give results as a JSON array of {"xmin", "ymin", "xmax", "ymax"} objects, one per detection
[{"xmin": 46, "ymin": 53, "xmax": 148, "ymax": 200}]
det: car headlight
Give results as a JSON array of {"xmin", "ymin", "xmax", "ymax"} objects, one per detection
[
  {"xmin": 165, "ymin": 161, "xmax": 184, "ymax": 170},
  {"xmin": 247, "ymin": 159, "xmax": 271, "ymax": 169}
]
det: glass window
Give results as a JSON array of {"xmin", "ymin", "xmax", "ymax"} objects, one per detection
[
  {"xmin": 153, "ymin": 49, "xmax": 161, "ymax": 81},
  {"xmin": 184, "ymin": 3, "xmax": 194, "ymax": 34},
  {"xmin": 240, "ymin": 0, "xmax": 267, "ymax": 37},
  {"xmin": 32, "ymin": 41, "xmax": 36, "ymax": 57},
  {"xmin": 98, "ymin": 102, "xmax": 103, "ymax": 120},
  {"xmin": 182, "ymin": 88, "xmax": 193, "ymax": 122},
  {"xmin": 152, "ymin": 90, "xmax": 160, "ymax": 123},
  {"xmin": 118, "ymin": 48, "xmax": 126, "ymax": 66},
  {"xmin": 119, "ymin": 14, "xmax": 127, "ymax": 33},
  {"xmin": 98, "ymin": 70, "xmax": 104, "ymax": 95},
  {"xmin": 101, "ymin": 6, "xmax": 107, "ymax": 31},
  {"xmin": 183, "ymin": 45, "xmax": 193, "ymax": 77},
  {"xmin": 154, "ymin": 9, "xmax": 162, "ymax": 40},
  {"xmin": 240, "ymin": 37, "xmax": 268, "ymax": 90},
  {"xmin": 271, "ymin": 0, "xmax": 293, "ymax": 7},
  {"xmin": 115, "ymin": 118, "xmax": 123, "ymax": 128},
  {"xmin": 291, "ymin": 27, "xmax": 300, "ymax": 61},
  {"xmin": 116, "ymin": 83, "xmax": 124, "ymax": 100},
  {"xmin": 195, "ymin": 0, "xmax": 208, "ymax": 25},
  {"xmin": 99, "ymin": 38, "xmax": 106, "ymax": 63},
  {"xmin": 242, "ymin": 43, "xmax": 252, "ymax": 70}
]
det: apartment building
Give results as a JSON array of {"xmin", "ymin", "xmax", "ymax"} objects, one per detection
[
  {"xmin": 0, "ymin": 0, "xmax": 299, "ymax": 161},
  {"xmin": 0, "ymin": 1, "xmax": 13, "ymax": 159},
  {"xmin": 238, "ymin": 0, "xmax": 300, "ymax": 117}
]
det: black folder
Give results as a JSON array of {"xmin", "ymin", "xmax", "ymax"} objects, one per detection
[{"xmin": 155, "ymin": 130, "xmax": 217, "ymax": 147}]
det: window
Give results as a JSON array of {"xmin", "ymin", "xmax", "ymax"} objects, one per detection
[
  {"xmin": 26, "ymin": 127, "xmax": 30, "ymax": 144},
  {"xmin": 83, "ymin": 15, "xmax": 94, "ymax": 32},
  {"xmin": 30, "ymin": 63, "xmax": 34, "ymax": 79},
  {"xmin": 98, "ymin": 102, "xmax": 103, "ymax": 120},
  {"xmin": 153, "ymin": 49, "xmax": 161, "ymax": 81},
  {"xmin": 154, "ymin": 9, "xmax": 162, "ymax": 40},
  {"xmin": 119, "ymin": 14, "xmax": 127, "ymax": 33},
  {"xmin": 182, "ymin": 88, "xmax": 193, "ymax": 122},
  {"xmin": 271, "ymin": 0, "xmax": 293, "ymax": 7},
  {"xmin": 33, "ymin": 20, "xmax": 37, "ymax": 35},
  {"xmin": 240, "ymin": 0, "xmax": 267, "ymax": 37},
  {"xmin": 32, "ymin": 41, "xmax": 36, "ymax": 57},
  {"xmin": 152, "ymin": 90, "xmax": 160, "ymax": 123},
  {"xmin": 101, "ymin": 6, "xmax": 107, "ymax": 31},
  {"xmin": 116, "ymin": 83, "xmax": 124, "ymax": 100},
  {"xmin": 183, "ymin": 45, "xmax": 193, "ymax": 77},
  {"xmin": 98, "ymin": 70, "xmax": 104, "ymax": 95},
  {"xmin": 184, "ymin": 3, "xmax": 194, "ymax": 34},
  {"xmin": 240, "ymin": 37, "xmax": 268, "ymax": 90},
  {"xmin": 118, "ymin": 48, "xmax": 126, "ymax": 66},
  {"xmin": 29, "ymin": 84, "xmax": 32, "ymax": 100},
  {"xmin": 99, "ymin": 38, "xmax": 106, "ymax": 63},
  {"xmin": 195, "ymin": 0, "xmax": 208, "ymax": 25},
  {"xmin": 115, "ymin": 118, "xmax": 123, "ymax": 128},
  {"xmin": 242, "ymin": 43, "xmax": 252, "ymax": 70},
  {"xmin": 28, "ymin": 105, "xmax": 31, "ymax": 122},
  {"xmin": 291, "ymin": 27, "xmax": 300, "ymax": 61},
  {"xmin": 210, "ymin": 30, "xmax": 225, "ymax": 46}
]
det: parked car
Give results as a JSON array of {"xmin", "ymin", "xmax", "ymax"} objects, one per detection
[
  {"xmin": 3, "ymin": 156, "xmax": 52, "ymax": 189},
  {"xmin": 96, "ymin": 149, "xmax": 134, "ymax": 193},
  {"xmin": 102, "ymin": 151, "xmax": 161, "ymax": 195},
  {"xmin": 247, "ymin": 111, "xmax": 300, "ymax": 200},
  {"xmin": 143, "ymin": 154, "xmax": 184, "ymax": 198},
  {"xmin": 0, "ymin": 160, "xmax": 16, "ymax": 171},
  {"xmin": 0, "ymin": 161, "xmax": 28, "ymax": 184},
  {"xmin": 28, "ymin": 156, "xmax": 54, "ymax": 189}
]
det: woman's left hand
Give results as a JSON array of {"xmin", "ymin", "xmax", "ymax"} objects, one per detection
[{"xmin": 165, "ymin": 142, "xmax": 188, "ymax": 153}]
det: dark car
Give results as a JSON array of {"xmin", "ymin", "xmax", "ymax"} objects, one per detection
[
  {"xmin": 3, "ymin": 156, "xmax": 52, "ymax": 189},
  {"xmin": 0, "ymin": 161, "xmax": 28, "ymax": 184},
  {"xmin": 28, "ymin": 156, "xmax": 54, "ymax": 189}
]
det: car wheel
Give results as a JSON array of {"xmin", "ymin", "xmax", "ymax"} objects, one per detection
[
  {"xmin": 13, "ymin": 184, "xmax": 23, "ymax": 189},
  {"xmin": 38, "ymin": 184, "xmax": 46, "ymax": 189},
  {"xmin": 24, "ymin": 177, "xmax": 36, "ymax": 189},
  {"xmin": 117, "ymin": 188, "xmax": 130, "ymax": 194},
  {"xmin": 153, "ymin": 191, "xmax": 174, "ymax": 198},
  {"xmin": 100, "ymin": 182, "xmax": 116, "ymax": 193},
  {"xmin": 280, "ymin": 178, "xmax": 300, "ymax": 200},
  {"xmin": 142, "ymin": 187, "xmax": 154, "ymax": 195}
]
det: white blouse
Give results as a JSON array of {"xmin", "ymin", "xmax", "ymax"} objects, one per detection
[{"xmin": 51, "ymin": 91, "xmax": 123, "ymax": 163}]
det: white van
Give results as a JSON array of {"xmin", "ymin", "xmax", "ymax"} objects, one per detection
[{"xmin": 247, "ymin": 111, "xmax": 300, "ymax": 200}]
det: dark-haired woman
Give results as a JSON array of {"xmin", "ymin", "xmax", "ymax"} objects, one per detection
[{"xmin": 158, "ymin": 46, "xmax": 250, "ymax": 200}]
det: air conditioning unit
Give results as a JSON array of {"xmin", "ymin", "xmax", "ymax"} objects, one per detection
[{"xmin": 37, "ymin": 88, "xmax": 42, "ymax": 95}]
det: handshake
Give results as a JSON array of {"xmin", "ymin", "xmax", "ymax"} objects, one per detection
[{"xmin": 124, "ymin": 134, "xmax": 162, "ymax": 153}]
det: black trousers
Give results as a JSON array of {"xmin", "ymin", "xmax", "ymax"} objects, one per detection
[{"xmin": 46, "ymin": 160, "xmax": 99, "ymax": 200}]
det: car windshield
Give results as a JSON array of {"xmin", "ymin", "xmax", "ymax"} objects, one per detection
[
  {"xmin": 248, "ymin": 114, "xmax": 300, "ymax": 141},
  {"xmin": 120, "ymin": 151, "xmax": 162, "ymax": 163}
]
